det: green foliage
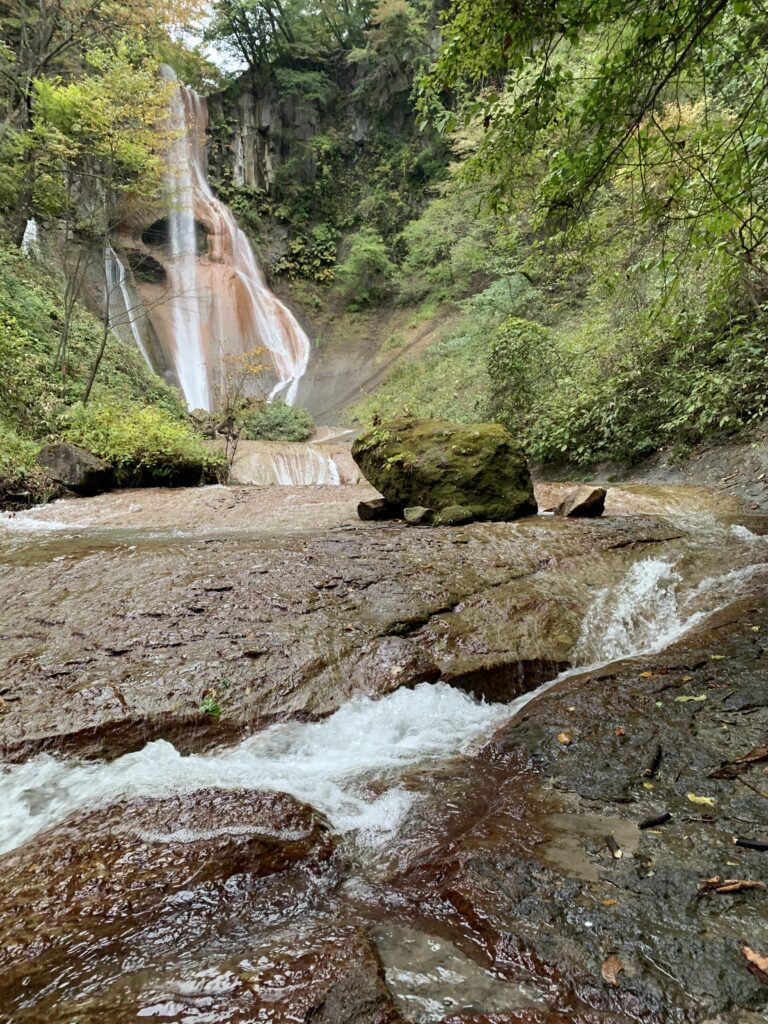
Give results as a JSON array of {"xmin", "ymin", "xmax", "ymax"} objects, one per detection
[
  {"xmin": 31, "ymin": 45, "xmax": 172, "ymax": 232},
  {"xmin": 239, "ymin": 399, "xmax": 315, "ymax": 441},
  {"xmin": 60, "ymin": 401, "xmax": 226, "ymax": 485},
  {"xmin": 272, "ymin": 225, "xmax": 338, "ymax": 283},
  {"xmin": 0, "ymin": 244, "xmax": 185, "ymax": 434},
  {"xmin": 487, "ymin": 319, "xmax": 554, "ymax": 432},
  {"xmin": 0, "ymin": 423, "xmax": 49, "ymax": 504},
  {"xmin": 337, "ymin": 227, "xmax": 396, "ymax": 307},
  {"xmin": 199, "ymin": 695, "xmax": 222, "ymax": 717}
]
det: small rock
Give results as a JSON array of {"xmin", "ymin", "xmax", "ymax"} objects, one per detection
[
  {"xmin": 36, "ymin": 442, "xmax": 114, "ymax": 496},
  {"xmin": 554, "ymin": 486, "xmax": 607, "ymax": 518},
  {"xmin": 436, "ymin": 505, "xmax": 474, "ymax": 526},
  {"xmin": 357, "ymin": 498, "xmax": 399, "ymax": 521},
  {"xmin": 404, "ymin": 506, "xmax": 434, "ymax": 525}
]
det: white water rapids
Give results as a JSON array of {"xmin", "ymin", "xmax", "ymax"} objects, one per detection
[{"xmin": 0, "ymin": 552, "xmax": 760, "ymax": 858}]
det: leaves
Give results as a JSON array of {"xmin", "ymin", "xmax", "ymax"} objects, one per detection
[
  {"xmin": 556, "ymin": 730, "xmax": 573, "ymax": 745},
  {"xmin": 601, "ymin": 954, "xmax": 624, "ymax": 986},
  {"xmin": 709, "ymin": 744, "xmax": 768, "ymax": 779},
  {"xmin": 687, "ymin": 792, "xmax": 716, "ymax": 806}
]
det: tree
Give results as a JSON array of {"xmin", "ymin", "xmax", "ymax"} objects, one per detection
[
  {"xmin": 31, "ymin": 45, "xmax": 174, "ymax": 399},
  {"xmin": 421, "ymin": 1, "xmax": 768, "ymax": 311},
  {"xmin": 0, "ymin": 0, "xmax": 206, "ymax": 242}
]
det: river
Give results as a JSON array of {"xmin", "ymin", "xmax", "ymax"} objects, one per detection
[{"xmin": 0, "ymin": 481, "xmax": 766, "ymax": 1023}]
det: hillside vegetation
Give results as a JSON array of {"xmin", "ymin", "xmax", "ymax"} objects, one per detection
[
  {"xmin": 211, "ymin": 1, "xmax": 768, "ymax": 467},
  {"xmin": 1, "ymin": 0, "xmax": 767, "ymax": 496}
]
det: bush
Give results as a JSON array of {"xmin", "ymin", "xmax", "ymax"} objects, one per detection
[
  {"xmin": 0, "ymin": 423, "xmax": 52, "ymax": 506},
  {"xmin": 239, "ymin": 400, "xmax": 315, "ymax": 442},
  {"xmin": 336, "ymin": 227, "xmax": 396, "ymax": 308},
  {"xmin": 60, "ymin": 401, "xmax": 226, "ymax": 486}
]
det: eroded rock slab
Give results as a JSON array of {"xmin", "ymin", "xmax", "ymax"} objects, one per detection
[
  {"xmin": 0, "ymin": 488, "xmax": 685, "ymax": 759},
  {"xmin": 0, "ymin": 788, "xmax": 341, "ymax": 1019},
  {"xmin": 383, "ymin": 602, "xmax": 768, "ymax": 1023}
]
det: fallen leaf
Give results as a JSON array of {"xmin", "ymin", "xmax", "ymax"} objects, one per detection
[
  {"xmin": 742, "ymin": 946, "xmax": 768, "ymax": 985},
  {"xmin": 643, "ymin": 781, "xmax": 655, "ymax": 790},
  {"xmin": 557, "ymin": 730, "xmax": 573, "ymax": 746},
  {"xmin": 687, "ymin": 793, "xmax": 716, "ymax": 806},
  {"xmin": 614, "ymin": 727, "xmax": 626, "ymax": 737},
  {"xmin": 602, "ymin": 898, "xmax": 618, "ymax": 906},
  {"xmin": 711, "ymin": 654, "xmax": 725, "ymax": 660},
  {"xmin": 675, "ymin": 694, "xmax": 707, "ymax": 702},
  {"xmin": 737, "ymin": 744, "xmax": 768, "ymax": 765},
  {"xmin": 639, "ymin": 671, "xmax": 654, "ymax": 679},
  {"xmin": 680, "ymin": 675, "xmax": 693, "ymax": 682},
  {"xmin": 601, "ymin": 955, "xmax": 624, "ymax": 986}
]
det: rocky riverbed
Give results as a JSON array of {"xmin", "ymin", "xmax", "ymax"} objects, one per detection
[{"xmin": 0, "ymin": 481, "xmax": 766, "ymax": 1022}]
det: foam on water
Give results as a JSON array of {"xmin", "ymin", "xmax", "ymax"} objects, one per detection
[
  {"xmin": 1, "ymin": 548, "xmax": 764, "ymax": 857},
  {"xmin": 573, "ymin": 558, "xmax": 699, "ymax": 664},
  {"xmin": 0, "ymin": 683, "xmax": 509, "ymax": 855}
]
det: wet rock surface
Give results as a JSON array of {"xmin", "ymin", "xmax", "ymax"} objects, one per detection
[
  {"xmin": 386, "ymin": 603, "xmax": 768, "ymax": 1023},
  {"xmin": 2, "ymin": 481, "xmax": 768, "ymax": 1024},
  {"xmin": 553, "ymin": 486, "xmax": 607, "ymax": 518},
  {"xmin": 0, "ymin": 788, "xmax": 341, "ymax": 1019},
  {"xmin": 0, "ymin": 484, "xmax": 684, "ymax": 759}
]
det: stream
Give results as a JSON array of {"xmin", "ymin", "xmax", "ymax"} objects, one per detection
[{"xmin": 1, "ymin": 482, "xmax": 767, "ymax": 1023}]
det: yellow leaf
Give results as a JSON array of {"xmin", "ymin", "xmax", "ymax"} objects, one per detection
[{"xmin": 687, "ymin": 793, "xmax": 716, "ymax": 806}]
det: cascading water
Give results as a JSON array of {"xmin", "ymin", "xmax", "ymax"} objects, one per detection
[
  {"xmin": 0, "ymin": 550, "xmax": 759, "ymax": 859},
  {"xmin": 135, "ymin": 69, "xmax": 311, "ymax": 411},
  {"xmin": 105, "ymin": 243, "xmax": 153, "ymax": 369}
]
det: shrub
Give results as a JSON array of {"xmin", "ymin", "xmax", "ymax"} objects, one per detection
[
  {"xmin": 60, "ymin": 401, "xmax": 226, "ymax": 486},
  {"xmin": 239, "ymin": 400, "xmax": 315, "ymax": 442},
  {"xmin": 336, "ymin": 227, "xmax": 396, "ymax": 308},
  {"xmin": 0, "ymin": 423, "xmax": 52, "ymax": 506}
]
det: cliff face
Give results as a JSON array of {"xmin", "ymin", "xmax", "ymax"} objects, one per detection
[{"xmin": 206, "ymin": 64, "xmax": 414, "ymax": 196}]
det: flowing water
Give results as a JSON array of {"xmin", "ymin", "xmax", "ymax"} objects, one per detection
[
  {"xmin": 2, "ymin": 528, "xmax": 765, "ymax": 859},
  {"xmin": 111, "ymin": 71, "xmax": 311, "ymax": 410},
  {"xmin": 229, "ymin": 439, "xmax": 361, "ymax": 486},
  {"xmin": 105, "ymin": 242, "xmax": 153, "ymax": 369},
  {"xmin": 1, "ymin": 488, "xmax": 767, "ymax": 1021}
]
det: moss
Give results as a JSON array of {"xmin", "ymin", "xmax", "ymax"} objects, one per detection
[{"xmin": 352, "ymin": 417, "xmax": 537, "ymax": 521}]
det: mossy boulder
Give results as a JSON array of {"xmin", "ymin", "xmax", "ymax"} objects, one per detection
[{"xmin": 352, "ymin": 418, "xmax": 537, "ymax": 522}]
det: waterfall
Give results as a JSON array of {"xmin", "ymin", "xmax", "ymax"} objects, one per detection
[
  {"xmin": 105, "ymin": 244, "xmax": 153, "ymax": 369},
  {"xmin": 152, "ymin": 69, "xmax": 311, "ymax": 411},
  {"xmin": 228, "ymin": 440, "xmax": 358, "ymax": 486},
  {"xmin": 21, "ymin": 218, "xmax": 38, "ymax": 254}
]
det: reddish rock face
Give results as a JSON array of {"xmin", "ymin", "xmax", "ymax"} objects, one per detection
[
  {"xmin": 9, "ymin": 926, "xmax": 404, "ymax": 1024},
  {"xmin": 0, "ymin": 788, "xmax": 340, "ymax": 1017}
]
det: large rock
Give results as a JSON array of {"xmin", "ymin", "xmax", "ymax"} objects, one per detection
[
  {"xmin": 352, "ymin": 419, "xmax": 537, "ymax": 522},
  {"xmin": 553, "ymin": 486, "xmax": 606, "ymax": 518},
  {"xmin": 36, "ymin": 441, "xmax": 114, "ymax": 496}
]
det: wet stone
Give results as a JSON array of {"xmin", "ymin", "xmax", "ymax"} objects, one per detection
[
  {"xmin": 404, "ymin": 505, "xmax": 435, "ymax": 525},
  {"xmin": 0, "ymin": 788, "xmax": 338, "ymax": 1013},
  {"xmin": 553, "ymin": 487, "xmax": 607, "ymax": 518}
]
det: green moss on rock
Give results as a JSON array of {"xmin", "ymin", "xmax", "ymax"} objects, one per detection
[{"xmin": 352, "ymin": 417, "xmax": 537, "ymax": 521}]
